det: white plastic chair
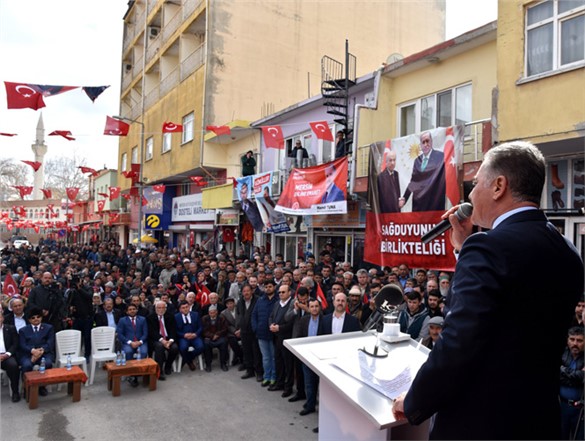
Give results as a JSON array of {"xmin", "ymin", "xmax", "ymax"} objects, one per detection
[
  {"xmin": 174, "ymin": 348, "xmax": 204, "ymax": 373},
  {"xmin": 55, "ymin": 329, "xmax": 88, "ymax": 389},
  {"xmin": 0, "ymin": 368, "xmax": 13, "ymax": 397},
  {"xmin": 89, "ymin": 326, "xmax": 117, "ymax": 385}
]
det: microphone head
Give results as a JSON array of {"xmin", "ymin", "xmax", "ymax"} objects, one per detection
[
  {"xmin": 375, "ymin": 284, "xmax": 404, "ymax": 310},
  {"xmin": 456, "ymin": 203, "xmax": 473, "ymax": 220}
]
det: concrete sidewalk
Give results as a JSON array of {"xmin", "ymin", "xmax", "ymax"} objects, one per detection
[{"xmin": 0, "ymin": 361, "xmax": 319, "ymax": 441}]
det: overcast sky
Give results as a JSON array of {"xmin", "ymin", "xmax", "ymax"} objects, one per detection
[{"xmin": 0, "ymin": 0, "xmax": 497, "ymax": 171}]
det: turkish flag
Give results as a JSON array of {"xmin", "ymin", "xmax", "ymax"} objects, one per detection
[
  {"xmin": 142, "ymin": 196, "xmax": 148, "ymax": 206},
  {"xmin": 109, "ymin": 186, "xmax": 121, "ymax": 201},
  {"xmin": 33, "ymin": 224, "xmax": 40, "ymax": 233},
  {"xmin": 444, "ymin": 126, "xmax": 460, "ymax": 206},
  {"xmin": 162, "ymin": 122, "xmax": 183, "ymax": 133},
  {"xmin": 189, "ymin": 176, "xmax": 208, "ymax": 187},
  {"xmin": 103, "ymin": 116, "xmax": 130, "ymax": 136},
  {"xmin": 4, "ymin": 81, "xmax": 46, "ymax": 110},
  {"xmin": 97, "ymin": 200, "xmax": 106, "ymax": 212},
  {"xmin": 0, "ymin": 133, "xmax": 17, "ymax": 136},
  {"xmin": 21, "ymin": 160, "xmax": 42, "ymax": 171},
  {"xmin": 49, "ymin": 130, "xmax": 75, "ymax": 141},
  {"xmin": 29, "ymin": 84, "xmax": 78, "ymax": 97},
  {"xmin": 13, "ymin": 186, "xmax": 33, "ymax": 199},
  {"xmin": 315, "ymin": 282, "xmax": 328, "ymax": 310},
  {"xmin": 41, "ymin": 188, "xmax": 52, "ymax": 199},
  {"xmin": 98, "ymin": 192, "xmax": 109, "ymax": 198},
  {"xmin": 194, "ymin": 282, "xmax": 211, "ymax": 306},
  {"xmin": 309, "ymin": 121, "xmax": 334, "ymax": 141},
  {"xmin": 153, "ymin": 184, "xmax": 166, "ymax": 193},
  {"xmin": 122, "ymin": 194, "xmax": 132, "ymax": 201},
  {"xmin": 47, "ymin": 203, "xmax": 54, "ymax": 212},
  {"xmin": 109, "ymin": 212, "xmax": 120, "ymax": 225},
  {"xmin": 262, "ymin": 125, "xmax": 284, "ymax": 149},
  {"xmin": 122, "ymin": 170, "xmax": 138, "ymax": 179},
  {"xmin": 66, "ymin": 187, "xmax": 80, "ymax": 201},
  {"xmin": 2, "ymin": 273, "xmax": 19, "ymax": 298},
  {"xmin": 206, "ymin": 125, "xmax": 231, "ymax": 136},
  {"xmin": 79, "ymin": 166, "xmax": 99, "ymax": 176}
]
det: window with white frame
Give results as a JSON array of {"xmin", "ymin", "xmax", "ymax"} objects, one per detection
[
  {"xmin": 526, "ymin": 0, "xmax": 585, "ymax": 77},
  {"xmin": 162, "ymin": 132, "xmax": 172, "ymax": 153},
  {"xmin": 131, "ymin": 146, "xmax": 138, "ymax": 164},
  {"xmin": 121, "ymin": 153, "xmax": 128, "ymax": 171},
  {"xmin": 145, "ymin": 137, "xmax": 154, "ymax": 160},
  {"xmin": 182, "ymin": 112, "xmax": 194, "ymax": 144},
  {"xmin": 397, "ymin": 84, "xmax": 472, "ymax": 136}
]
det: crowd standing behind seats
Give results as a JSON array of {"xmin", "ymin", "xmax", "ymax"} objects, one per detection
[{"xmin": 0, "ymin": 239, "xmax": 582, "ymax": 439}]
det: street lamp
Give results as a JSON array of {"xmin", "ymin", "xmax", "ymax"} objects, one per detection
[{"xmin": 113, "ymin": 115, "xmax": 146, "ymax": 247}]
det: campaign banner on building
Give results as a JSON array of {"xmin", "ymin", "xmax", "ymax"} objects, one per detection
[
  {"xmin": 143, "ymin": 187, "xmax": 163, "ymax": 214},
  {"xmin": 236, "ymin": 176, "xmax": 264, "ymax": 232},
  {"xmin": 275, "ymin": 156, "xmax": 348, "ymax": 215},
  {"xmin": 364, "ymin": 126, "xmax": 463, "ymax": 270},
  {"xmin": 171, "ymin": 193, "xmax": 215, "ymax": 222},
  {"xmin": 253, "ymin": 172, "xmax": 290, "ymax": 233}
]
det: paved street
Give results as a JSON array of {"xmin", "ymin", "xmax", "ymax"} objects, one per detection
[{"xmin": 0, "ymin": 360, "xmax": 319, "ymax": 441}]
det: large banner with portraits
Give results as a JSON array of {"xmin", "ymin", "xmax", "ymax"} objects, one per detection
[
  {"xmin": 365, "ymin": 126, "xmax": 464, "ymax": 270},
  {"xmin": 236, "ymin": 173, "xmax": 290, "ymax": 233},
  {"xmin": 275, "ymin": 156, "xmax": 348, "ymax": 215}
]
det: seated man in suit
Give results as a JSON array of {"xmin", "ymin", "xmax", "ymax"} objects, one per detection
[
  {"xmin": 18, "ymin": 307, "xmax": 55, "ymax": 396},
  {"xmin": 201, "ymin": 305, "xmax": 229, "ymax": 372},
  {"xmin": 116, "ymin": 303, "xmax": 148, "ymax": 361},
  {"xmin": 322, "ymin": 292, "xmax": 361, "ymax": 334},
  {"xmin": 94, "ymin": 298, "xmax": 121, "ymax": 329},
  {"xmin": 4, "ymin": 297, "xmax": 27, "ymax": 333},
  {"xmin": 175, "ymin": 300, "xmax": 204, "ymax": 371},
  {"xmin": 147, "ymin": 301, "xmax": 178, "ymax": 380},
  {"xmin": 0, "ymin": 309, "xmax": 21, "ymax": 402}
]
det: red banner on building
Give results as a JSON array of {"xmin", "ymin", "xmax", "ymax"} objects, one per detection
[
  {"xmin": 364, "ymin": 126, "xmax": 463, "ymax": 270},
  {"xmin": 275, "ymin": 157, "xmax": 348, "ymax": 215}
]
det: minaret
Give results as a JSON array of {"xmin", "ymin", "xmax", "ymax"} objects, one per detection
[{"xmin": 31, "ymin": 113, "xmax": 48, "ymax": 200}]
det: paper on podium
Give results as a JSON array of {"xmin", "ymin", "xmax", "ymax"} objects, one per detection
[{"xmin": 332, "ymin": 348, "xmax": 423, "ymax": 401}]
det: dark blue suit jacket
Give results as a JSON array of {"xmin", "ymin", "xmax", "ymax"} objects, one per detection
[
  {"xmin": 404, "ymin": 210, "xmax": 584, "ymax": 440},
  {"xmin": 320, "ymin": 184, "xmax": 345, "ymax": 204},
  {"xmin": 403, "ymin": 148, "xmax": 445, "ymax": 212},
  {"xmin": 242, "ymin": 200, "xmax": 264, "ymax": 231},
  {"xmin": 174, "ymin": 311, "xmax": 202, "ymax": 338},
  {"xmin": 18, "ymin": 323, "xmax": 55, "ymax": 360},
  {"xmin": 321, "ymin": 312, "xmax": 361, "ymax": 334},
  {"xmin": 116, "ymin": 315, "xmax": 148, "ymax": 345}
]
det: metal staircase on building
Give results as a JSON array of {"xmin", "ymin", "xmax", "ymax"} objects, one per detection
[{"xmin": 321, "ymin": 41, "xmax": 356, "ymax": 155}]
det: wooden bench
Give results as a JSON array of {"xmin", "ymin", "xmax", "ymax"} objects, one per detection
[
  {"xmin": 24, "ymin": 366, "xmax": 88, "ymax": 410},
  {"xmin": 104, "ymin": 358, "xmax": 159, "ymax": 397}
]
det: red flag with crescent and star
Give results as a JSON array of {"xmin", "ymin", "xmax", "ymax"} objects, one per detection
[
  {"xmin": 66, "ymin": 187, "xmax": 80, "ymax": 201},
  {"xmin": 97, "ymin": 200, "xmax": 106, "ymax": 212},
  {"xmin": 444, "ymin": 126, "xmax": 460, "ymax": 207},
  {"xmin": 13, "ymin": 186, "xmax": 33, "ymax": 199},
  {"xmin": 109, "ymin": 186, "xmax": 121, "ymax": 201},
  {"xmin": 194, "ymin": 282, "xmax": 211, "ymax": 306},
  {"xmin": 315, "ymin": 282, "xmax": 328, "ymax": 310},
  {"xmin": 261, "ymin": 125, "xmax": 284, "ymax": 149},
  {"xmin": 4, "ymin": 81, "xmax": 46, "ymax": 110},
  {"xmin": 41, "ymin": 188, "xmax": 52, "ymax": 199},
  {"xmin": 309, "ymin": 121, "xmax": 334, "ymax": 141},
  {"xmin": 122, "ymin": 194, "xmax": 132, "ymax": 201},
  {"xmin": 21, "ymin": 160, "xmax": 42, "ymax": 171},
  {"xmin": 189, "ymin": 176, "xmax": 208, "ymax": 187},
  {"xmin": 104, "ymin": 116, "xmax": 130, "ymax": 136},
  {"xmin": 153, "ymin": 184, "xmax": 166, "ymax": 193},
  {"xmin": 206, "ymin": 125, "xmax": 231, "ymax": 136},
  {"xmin": 49, "ymin": 130, "xmax": 75, "ymax": 141},
  {"xmin": 162, "ymin": 122, "xmax": 183, "ymax": 133},
  {"xmin": 79, "ymin": 166, "xmax": 99, "ymax": 176},
  {"xmin": 2, "ymin": 273, "xmax": 19, "ymax": 298}
]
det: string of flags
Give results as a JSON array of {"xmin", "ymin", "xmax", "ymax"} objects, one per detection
[{"xmin": 4, "ymin": 82, "xmax": 110, "ymax": 110}]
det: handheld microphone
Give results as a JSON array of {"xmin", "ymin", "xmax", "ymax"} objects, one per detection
[{"xmin": 420, "ymin": 203, "xmax": 473, "ymax": 244}]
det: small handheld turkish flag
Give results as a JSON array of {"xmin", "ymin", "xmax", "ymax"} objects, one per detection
[
  {"xmin": 309, "ymin": 121, "xmax": 334, "ymax": 141},
  {"xmin": 162, "ymin": 122, "xmax": 183, "ymax": 133},
  {"xmin": 261, "ymin": 125, "xmax": 284, "ymax": 149},
  {"xmin": 104, "ymin": 116, "xmax": 130, "ymax": 136},
  {"xmin": 2, "ymin": 273, "xmax": 19, "ymax": 298}
]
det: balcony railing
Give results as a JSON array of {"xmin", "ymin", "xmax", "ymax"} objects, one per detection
[
  {"xmin": 180, "ymin": 43, "xmax": 205, "ymax": 81},
  {"xmin": 133, "ymin": 55, "xmax": 144, "ymax": 77},
  {"xmin": 183, "ymin": 0, "xmax": 202, "ymax": 20},
  {"xmin": 162, "ymin": 8, "xmax": 182, "ymax": 43},
  {"xmin": 146, "ymin": 34, "xmax": 161, "ymax": 64},
  {"xmin": 122, "ymin": 71, "xmax": 133, "ymax": 91},
  {"xmin": 144, "ymin": 86, "xmax": 160, "ymax": 109},
  {"xmin": 147, "ymin": 0, "xmax": 158, "ymax": 15},
  {"xmin": 160, "ymin": 67, "xmax": 180, "ymax": 97}
]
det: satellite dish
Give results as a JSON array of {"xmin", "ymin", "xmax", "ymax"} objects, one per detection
[{"xmin": 386, "ymin": 53, "xmax": 404, "ymax": 65}]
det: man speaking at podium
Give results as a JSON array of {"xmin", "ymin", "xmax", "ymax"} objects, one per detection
[{"xmin": 393, "ymin": 141, "xmax": 584, "ymax": 439}]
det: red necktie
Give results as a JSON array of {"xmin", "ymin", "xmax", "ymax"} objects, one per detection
[
  {"xmin": 159, "ymin": 316, "xmax": 167, "ymax": 339},
  {"xmin": 132, "ymin": 317, "xmax": 137, "ymax": 341}
]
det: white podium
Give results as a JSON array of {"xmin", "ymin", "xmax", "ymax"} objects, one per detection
[{"xmin": 285, "ymin": 330, "xmax": 430, "ymax": 441}]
